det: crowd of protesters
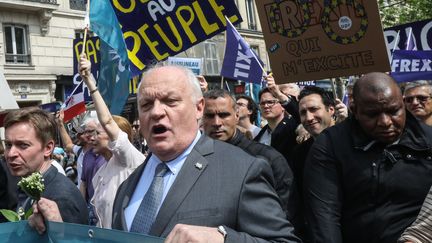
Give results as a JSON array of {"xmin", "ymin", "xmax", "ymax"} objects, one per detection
[{"xmin": 1, "ymin": 54, "xmax": 432, "ymax": 243}]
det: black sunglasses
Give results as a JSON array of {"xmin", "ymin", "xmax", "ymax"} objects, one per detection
[{"xmin": 404, "ymin": 95, "xmax": 432, "ymax": 104}]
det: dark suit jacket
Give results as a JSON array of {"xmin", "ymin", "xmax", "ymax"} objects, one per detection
[
  {"xmin": 0, "ymin": 158, "xmax": 17, "ymax": 223},
  {"xmin": 113, "ymin": 135, "xmax": 300, "ymax": 242}
]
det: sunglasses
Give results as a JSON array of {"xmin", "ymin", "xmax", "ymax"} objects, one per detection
[{"xmin": 404, "ymin": 95, "xmax": 432, "ymax": 104}]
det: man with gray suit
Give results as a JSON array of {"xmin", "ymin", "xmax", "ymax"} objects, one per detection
[{"xmin": 112, "ymin": 65, "xmax": 300, "ymax": 242}]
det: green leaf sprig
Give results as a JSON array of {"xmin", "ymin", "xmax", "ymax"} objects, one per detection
[{"xmin": 0, "ymin": 172, "xmax": 45, "ymax": 222}]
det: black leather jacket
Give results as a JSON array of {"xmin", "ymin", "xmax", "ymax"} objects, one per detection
[{"xmin": 304, "ymin": 112, "xmax": 432, "ymax": 243}]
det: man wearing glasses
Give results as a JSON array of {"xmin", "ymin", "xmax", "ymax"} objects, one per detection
[
  {"xmin": 403, "ymin": 80, "xmax": 432, "ymax": 126},
  {"xmin": 254, "ymin": 76, "xmax": 300, "ymax": 170}
]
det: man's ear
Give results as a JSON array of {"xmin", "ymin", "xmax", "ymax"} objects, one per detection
[
  {"xmin": 328, "ymin": 105, "xmax": 335, "ymax": 116},
  {"xmin": 196, "ymin": 97, "xmax": 205, "ymax": 120},
  {"xmin": 44, "ymin": 140, "xmax": 55, "ymax": 159}
]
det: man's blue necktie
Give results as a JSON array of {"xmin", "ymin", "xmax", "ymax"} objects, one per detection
[{"xmin": 130, "ymin": 163, "xmax": 168, "ymax": 234}]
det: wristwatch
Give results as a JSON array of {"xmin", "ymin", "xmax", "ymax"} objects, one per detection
[{"xmin": 217, "ymin": 225, "xmax": 227, "ymax": 240}]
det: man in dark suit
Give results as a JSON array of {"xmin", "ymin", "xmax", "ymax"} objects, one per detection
[{"xmin": 112, "ymin": 65, "xmax": 300, "ymax": 242}]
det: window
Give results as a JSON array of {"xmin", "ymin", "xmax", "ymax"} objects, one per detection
[
  {"xmin": 204, "ymin": 41, "xmax": 220, "ymax": 75},
  {"xmin": 251, "ymin": 45, "xmax": 260, "ymax": 59},
  {"xmin": 4, "ymin": 24, "xmax": 30, "ymax": 64},
  {"xmin": 70, "ymin": 0, "xmax": 86, "ymax": 11},
  {"xmin": 245, "ymin": 0, "xmax": 257, "ymax": 30}
]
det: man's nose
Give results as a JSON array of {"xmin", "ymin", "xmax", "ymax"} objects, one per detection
[
  {"xmin": 377, "ymin": 113, "xmax": 392, "ymax": 127},
  {"xmin": 150, "ymin": 101, "xmax": 166, "ymax": 119},
  {"xmin": 5, "ymin": 146, "xmax": 18, "ymax": 157},
  {"xmin": 305, "ymin": 111, "xmax": 314, "ymax": 121},
  {"xmin": 213, "ymin": 115, "xmax": 222, "ymax": 126}
]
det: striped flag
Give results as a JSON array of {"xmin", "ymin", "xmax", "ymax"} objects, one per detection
[{"xmin": 62, "ymin": 81, "xmax": 86, "ymax": 122}]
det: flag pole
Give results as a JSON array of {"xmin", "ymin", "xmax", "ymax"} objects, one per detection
[
  {"xmin": 406, "ymin": 27, "xmax": 413, "ymax": 49},
  {"xmin": 389, "ymin": 30, "xmax": 400, "ymax": 64},
  {"xmin": 81, "ymin": 0, "xmax": 91, "ymax": 55},
  {"xmin": 220, "ymin": 76, "xmax": 224, "ymax": 89},
  {"xmin": 331, "ymin": 78, "xmax": 338, "ymax": 100}
]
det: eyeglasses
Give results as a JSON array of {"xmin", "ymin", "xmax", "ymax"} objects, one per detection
[
  {"xmin": 90, "ymin": 130, "xmax": 106, "ymax": 137},
  {"xmin": 83, "ymin": 129, "xmax": 95, "ymax": 135},
  {"xmin": 404, "ymin": 95, "xmax": 432, "ymax": 104},
  {"xmin": 236, "ymin": 102, "xmax": 248, "ymax": 107},
  {"xmin": 259, "ymin": 99, "xmax": 279, "ymax": 107}
]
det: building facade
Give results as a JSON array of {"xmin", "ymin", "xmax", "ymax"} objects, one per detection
[{"xmin": 0, "ymin": 0, "xmax": 267, "ymax": 107}]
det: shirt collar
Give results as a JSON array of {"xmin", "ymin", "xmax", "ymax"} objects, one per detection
[{"xmin": 152, "ymin": 131, "xmax": 202, "ymax": 175}]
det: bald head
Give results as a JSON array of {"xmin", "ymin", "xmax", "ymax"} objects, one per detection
[
  {"xmin": 352, "ymin": 72, "xmax": 406, "ymax": 144},
  {"xmin": 353, "ymin": 72, "xmax": 402, "ymax": 103}
]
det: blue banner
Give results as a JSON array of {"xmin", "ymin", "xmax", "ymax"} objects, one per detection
[
  {"xmin": 110, "ymin": 0, "xmax": 242, "ymax": 77},
  {"xmin": 221, "ymin": 18, "xmax": 264, "ymax": 84},
  {"xmin": 384, "ymin": 19, "xmax": 432, "ymax": 53},
  {"xmin": 0, "ymin": 221, "xmax": 164, "ymax": 242},
  {"xmin": 73, "ymin": 37, "xmax": 101, "ymax": 102},
  {"xmin": 391, "ymin": 50, "xmax": 432, "ymax": 82}
]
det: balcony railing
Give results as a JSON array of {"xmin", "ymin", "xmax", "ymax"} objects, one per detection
[
  {"xmin": 25, "ymin": 0, "xmax": 57, "ymax": 4},
  {"xmin": 5, "ymin": 54, "xmax": 31, "ymax": 65}
]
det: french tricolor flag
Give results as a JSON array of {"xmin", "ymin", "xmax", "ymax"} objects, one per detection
[{"xmin": 62, "ymin": 81, "xmax": 86, "ymax": 122}]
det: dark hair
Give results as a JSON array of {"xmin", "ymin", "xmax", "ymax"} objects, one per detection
[
  {"xmin": 203, "ymin": 89, "xmax": 236, "ymax": 110},
  {"xmin": 258, "ymin": 87, "xmax": 273, "ymax": 101},
  {"xmin": 236, "ymin": 94, "xmax": 258, "ymax": 123},
  {"xmin": 298, "ymin": 86, "xmax": 335, "ymax": 108},
  {"xmin": 4, "ymin": 107, "xmax": 57, "ymax": 146}
]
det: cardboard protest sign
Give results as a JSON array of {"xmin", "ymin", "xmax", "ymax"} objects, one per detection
[
  {"xmin": 110, "ymin": 0, "xmax": 242, "ymax": 77},
  {"xmin": 256, "ymin": 0, "xmax": 390, "ymax": 83}
]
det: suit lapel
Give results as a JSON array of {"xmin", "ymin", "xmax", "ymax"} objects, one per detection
[{"xmin": 150, "ymin": 136, "xmax": 214, "ymax": 236}]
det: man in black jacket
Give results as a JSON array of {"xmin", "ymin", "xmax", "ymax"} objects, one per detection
[
  {"xmin": 304, "ymin": 72, "xmax": 432, "ymax": 243},
  {"xmin": 202, "ymin": 89, "xmax": 302, "ymax": 238},
  {"xmin": 254, "ymin": 76, "xmax": 300, "ymax": 169}
]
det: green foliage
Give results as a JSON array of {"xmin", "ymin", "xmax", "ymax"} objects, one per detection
[
  {"xmin": 378, "ymin": 0, "xmax": 432, "ymax": 28},
  {"xmin": 0, "ymin": 209, "xmax": 20, "ymax": 222}
]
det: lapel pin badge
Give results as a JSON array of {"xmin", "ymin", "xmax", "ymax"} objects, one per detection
[{"xmin": 194, "ymin": 162, "xmax": 203, "ymax": 170}]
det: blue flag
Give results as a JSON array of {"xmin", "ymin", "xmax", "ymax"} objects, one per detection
[
  {"xmin": 391, "ymin": 50, "xmax": 432, "ymax": 82},
  {"xmin": 89, "ymin": 0, "xmax": 131, "ymax": 115},
  {"xmin": 221, "ymin": 17, "xmax": 264, "ymax": 84}
]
